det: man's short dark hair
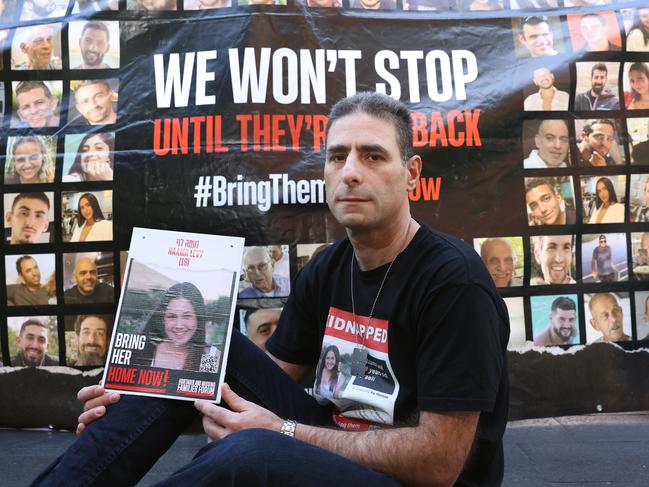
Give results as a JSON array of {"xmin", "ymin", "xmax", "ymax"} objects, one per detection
[
  {"xmin": 15, "ymin": 255, "xmax": 35, "ymax": 275},
  {"xmin": 73, "ymin": 79, "xmax": 112, "ymax": 95},
  {"xmin": 525, "ymin": 177, "xmax": 556, "ymax": 195},
  {"xmin": 326, "ymin": 92, "xmax": 414, "ymax": 161},
  {"xmin": 581, "ymin": 13, "xmax": 606, "ymax": 26},
  {"xmin": 551, "ymin": 297, "xmax": 576, "ymax": 313},
  {"xmin": 19, "ymin": 318, "xmax": 47, "ymax": 335},
  {"xmin": 582, "ymin": 119, "xmax": 616, "ymax": 136},
  {"xmin": 74, "ymin": 314, "xmax": 109, "ymax": 336},
  {"xmin": 15, "ymin": 81, "xmax": 53, "ymax": 99},
  {"xmin": 11, "ymin": 192, "xmax": 51, "ymax": 211},
  {"xmin": 520, "ymin": 15, "xmax": 549, "ymax": 34},
  {"xmin": 591, "ymin": 63, "xmax": 608, "ymax": 76},
  {"xmin": 81, "ymin": 21, "xmax": 110, "ymax": 41}
]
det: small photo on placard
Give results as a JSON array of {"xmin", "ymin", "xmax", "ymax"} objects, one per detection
[
  {"xmin": 580, "ymin": 175, "xmax": 626, "ymax": 224},
  {"xmin": 68, "ymin": 21, "xmax": 121, "ymax": 70},
  {"xmin": 581, "ymin": 233, "xmax": 627, "ymax": 283},
  {"xmin": 531, "ymin": 294, "xmax": 580, "ymax": 347},
  {"xmin": 64, "ymin": 314, "xmax": 114, "ymax": 366},
  {"xmin": 61, "ymin": 190, "xmax": 113, "ymax": 243},
  {"xmin": 566, "ymin": 11, "xmax": 622, "ymax": 53},
  {"xmin": 522, "ymin": 119, "xmax": 571, "ymax": 169},
  {"xmin": 3, "ymin": 192, "xmax": 55, "ymax": 245},
  {"xmin": 11, "ymin": 80, "xmax": 62, "ymax": 129},
  {"xmin": 630, "ymin": 232, "xmax": 649, "ymax": 281},
  {"xmin": 73, "ymin": 0, "xmax": 119, "ymax": 13},
  {"xmin": 504, "ymin": 297, "xmax": 526, "ymax": 349},
  {"xmin": 5, "ymin": 135, "xmax": 57, "ymax": 184},
  {"xmin": 403, "ymin": 0, "xmax": 449, "ymax": 10},
  {"xmin": 473, "ymin": 237, "xmax": 524, "ymax": 288},
  {"xmin": 585, "ymin": 292, "xmax": 632, "ymax": 343},
  {"xmin": 522, "ymin": 66, "xmax": 570, "ymax": 112},
  {"xmin": 20, "ymin": 0, "xmax": 69, "ymax": 20},
  {"xmin": 530, "ymin": 234, "xmax": 576, "ymax": 285},
  {"xmin": 622, "ymin": 8, "xmax": 649, "ymax": 53},
  {"xmin": 238, "ymin": 301, "xmax": 283, "ymax": 351},
  {"xmin": 627, "ymin": 117, "xmax": 649, "ymax": 164},
  {"xmin": 524, "ymin": 176, "xmax": 576, "ymax": 226},
  {"xmin": 629, "ymin": 174, "xmax": 649, "ymax": 223},
  {"xmin": 296, "ymin": 243, "xmax": 331, "ymax": 272},
  {"xmin": 239, "ymin": 245, "xmax": 290, "ymax": 299},
  {"xmin": 62, "ymin": 251, "xmax": 115, "ymax": 305},
  {"xmin": 62, "ymin": 133, "xmax": 115, "ymax": 183},
  {"xmin": 633, "ymin": 291, "xmax": 649, "ymax": 340},
  {"xmin": 574, "ymin": 62, "xmax": 620, "ymax": 112},
  {"xmin": 5, "ymin": 253, "xmax": 57, "ymax": 306},
  {"xmin": 7, "ymin": 315, "xmax": 59, "ymax": 366},
  {"xmin": 11, "ymin": 23, "xmax": 63, "ymax": 70},
  {"xmin": 127, "ymin": 0, "xmax": 177, "ymax": 9},
  {"xmin": 69, "ymin": 79, "xmax": 118, "ymax": 126},
  {"xmin": 513, "ymin": 16, "xmax": 565, "ymax": 59},
  {"xmin": 622, "ymin": 62, "xmax": 649, "ymax": 111},
  {"xmin": 575, "ymin": 118, "xmax": 625, "ymax": 167}
]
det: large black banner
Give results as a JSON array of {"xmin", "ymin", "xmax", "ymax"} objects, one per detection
[{"xmin": 1, "ymin": 0, "xmax": 649, "ymax": 427}]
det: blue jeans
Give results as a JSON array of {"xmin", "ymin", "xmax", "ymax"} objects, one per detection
[{"xmin": 32, "ymin": 330, "xmax": 403, "ymax": 487}]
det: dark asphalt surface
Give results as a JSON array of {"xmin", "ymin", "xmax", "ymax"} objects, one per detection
[{"xmin": 2, "ymin": 412, "xmax": 648, "ymax": 486}]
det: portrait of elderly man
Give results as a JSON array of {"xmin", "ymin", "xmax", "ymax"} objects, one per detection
[
  {"xmin": 574, "ymin": 63, "xmax": 620, "ymax": 111},
  {"xmin": 69, "ymin": 21, "xmax": 118, "ymax": 69},
  {"xmin": 516, "ymin": 16, "xmax": 559, "ymax": 57},
  {"xmin": 587, "ymin": 292, "xmax": 631, "ymax": 343},
  {"xmin": 11, "ymin": 318, "xmax": 59, "ymax": 366},
  {"xmin": 12, "ymin": 80, "xmax": 61, "ymax": 128},
  {"xmin": 71, "ymin": 79, "xmax": 118, "ymax": 125},
  {"xmin": 531, "ymin": 235, "xmax": 575, "ymax": 285},
  {"xmin": 524, "ymin": 68, "xmax": 570, "ymax": 111},
  {"xmin": 11, "ymin": 23, "xmax": 62, "ymax": 70},
  {"xmin": 525, "ymin": 177, "xmax": 576, "ymax": 226},
  {"xmin": 239, "ymin": 246, "xmax": 290, "ymax": 298},
  {"xmin": 68, "ymin": 315, "xmax": 111, "ymax": 366},
  {"xmin": 533, "ymin": 296, "xmax": 579, "ymax": 346},
  {"xmin": 524, "ymin": 119, "xmax": 570, "ymax": 168},
  {"xmin": 478, "ymin": 237, "xmax": 523, "ymax": 287}
]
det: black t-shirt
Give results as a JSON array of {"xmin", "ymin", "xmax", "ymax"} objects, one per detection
[{"xmin": 267, "ymin": 224, "xmax": 510, "ymax": 486}]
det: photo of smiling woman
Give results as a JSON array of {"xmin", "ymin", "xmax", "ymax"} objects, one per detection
[
  {"xmin": 138, "ymin": 282, "xmax": 220, "ymax": 372},
  {"xmin": 62, "ymin": 191, "xmax": 113, "ymax": 242},
  {"xmin": 315, "ymin": 344, "xmax": 347, "ymax": 401},
  {"xmin": 5, "ymin": 136, "xmax": 56, "ymax": 184},
  {"xmin": 63, "ymin": 132, "xmax": 114, "ymax": 182},
  {"xmin": 624, "ymin": 63, "xmax": 649, "ymax": 110}
]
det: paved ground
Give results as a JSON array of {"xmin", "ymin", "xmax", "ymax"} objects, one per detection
[{"xmin": 3, "ymin": 412, "xmax": 649, "ymax": 486}]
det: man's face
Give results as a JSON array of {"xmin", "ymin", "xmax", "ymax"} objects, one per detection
[
  {"xmin": 244, "ymin": 249, "xmax": 274, "ymax": 293},
  {"xmin": 482, "ymin": 240, "xmax": 515, "ymax": 288},
  {"xmin": 586, "ymin": 123, "xmax": 615, "ymax": 156},
  {"xmin": 526, "ymin": 184, "xmax": 563, "ymax": 225},
  {"xmin": 6, "ymin": 197, "xmax": 50, "ymax": 244},
  {"xmin": 16, "ymin": 87, "xmax": 58, "ymax": 128},
  {"xmin": 325, "ymin": 112, "xmax": 417, "ymax": 231},
  {"xmin": 77, "ymin": 316, "xmax": 108, "ymax": 362},
  {"xmin": 520, "ymin": 22, "xmax": 554, "ymax": 57},
  {"xmin": 246, "ymin": 308, "xmax": 281, "ymax": 350},
  {"xmin": 21, "ymin": 26, "xmax": 53, "ymax": 68},
  {"xmin": 580, "ymin": 17, "xmax": 607, "ymax": 49},
  {"xmin": 268, "ymin": 245, "xmax": 283, "ymax": 262},
  {"xmin": 535, "ymin": 235, "xmax": 572, "ymax": 284},
  {"xmin": 533, "ymin": 68, "xmax": 554, "ymax": 89},
  {"xmin": 599, "ymin": 237, "xmax": 607, "ymax": 248},
  {"xmin": 535, "ymin": 120, "xmax": 569, "ymax": 167},
  {"xmin": 590, "ymin": 294, "xmax": 625, "ymax": 341},
  {"xmin": 18, "ymin": 257, "xmax": 42, "ymax": 288},
  {"xmin": 590, "ymin": 69, "xmax": 607, "ymax": 95},
  {"xmin": 75, "ymin": 84, "xmax": 114, "ymax": 124},
  {"xmin": 16, "ymin": 324, "xmax": 48, "ymax": 366},
  {"xmin": 75, "ymin": 259, "xmax": 98, "ymax": 295},
  {"xmin": 79, "ymin": 28, "xmax": 109, "ymax": 67},
  {"xmin": 549, "ymin": 308, "xmax": 577, "ymax": 343}
]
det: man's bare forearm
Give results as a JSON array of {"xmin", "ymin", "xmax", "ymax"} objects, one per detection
[{"xmin": 294, "ymin": 411, "xmax": 479, "ymax": 487}]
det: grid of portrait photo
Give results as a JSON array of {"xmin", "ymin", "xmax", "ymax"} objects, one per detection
[{"xmin": 1, "ymin": 3, "xmax": 119, "ymax": 367}]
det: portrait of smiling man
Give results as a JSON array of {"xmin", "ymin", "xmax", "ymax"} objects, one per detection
[
  {"xmin": 12, "ymin": 80, "xmax": 61, "ymax": 128},
  {"xmin": 12, "ymin": 23, "xmax": 62, "ymax": 70},
  {"xmin": 533, "ymin": 296, "xmax": 579, "ymax": 346},
  {"xmin": 69, "ymin": 21, "xmax": 119, "ymax": 69},
  {"xmin": 4, "ymin": 192, "xmax": 52, "ymax": 244},
  {"xmin": 531, "ymin": 234, "xmax": 576, "ymax": 285},
  {"xmin": 525, "ymin": 177, "xmax": 576, "ymax": 225},
  {"xmin": 71, "ymin": 79, "xmax": 118, "ymax": 125},
  {"xmin": 524, "ymin": 119, "xmax": 571, "ymax": 168}
]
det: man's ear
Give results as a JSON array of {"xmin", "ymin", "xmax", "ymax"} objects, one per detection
[{"xmin": 405, "ymin": 155, "xmax": 422, "ymax": 192}]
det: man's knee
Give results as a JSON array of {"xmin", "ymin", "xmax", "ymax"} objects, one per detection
[{"xmin": 198, "ymin": 429, "xmax": 288, "ymax": 464}]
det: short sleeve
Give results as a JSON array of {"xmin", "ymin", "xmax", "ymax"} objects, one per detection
[{"xmin": 415, "ymin": 282, "xmax": 507, "ymax": 412}]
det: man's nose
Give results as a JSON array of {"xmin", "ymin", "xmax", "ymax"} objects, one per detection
[{"xmin": 341, "ymin": 154, "xmax": 362, "ymax": 185}]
